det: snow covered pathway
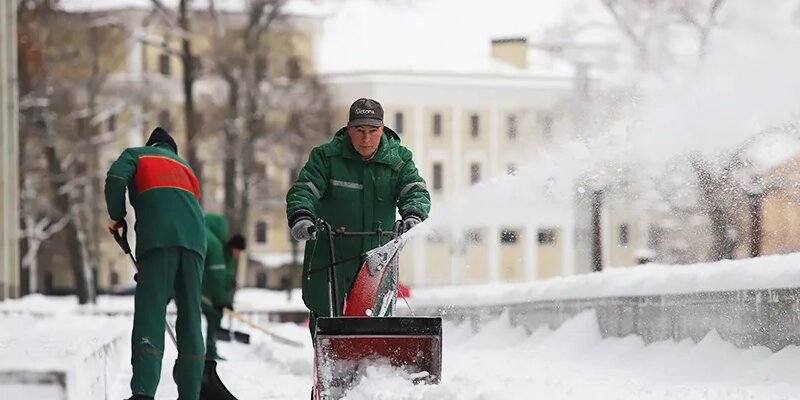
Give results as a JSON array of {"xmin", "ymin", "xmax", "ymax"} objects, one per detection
[{"xmin": 110, "ymin": 311, "xmax": 800, "ymax": 400}]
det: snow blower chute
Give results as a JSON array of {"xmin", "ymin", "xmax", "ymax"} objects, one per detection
[{"xmin": 309, "ymin": 220, "xmax": 442, "ymax": 400}]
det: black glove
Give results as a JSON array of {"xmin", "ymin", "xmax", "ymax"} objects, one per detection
[{"xmin": 393, "ymin": 216, "xmax": 422, "ymax": 236}]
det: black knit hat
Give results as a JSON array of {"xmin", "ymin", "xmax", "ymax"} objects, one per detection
[
  {"xmin": 228, "ymin": 234, "xmax": 246, "ymax": 250},
  {"xmin": 146, "ymin": 127, "xmax": 178, "ymax": 154}
]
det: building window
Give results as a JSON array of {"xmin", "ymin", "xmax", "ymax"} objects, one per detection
[
  {"xmin": 432, "ymin": 162, "xmax": 443, "ymax": 191},
  {"xmin": 159, "ymin": 54, "xmax": 171, "ymax": 76},
  {"xmin": 470, "ymin": 163, "xmax": 481, "ymax": 184},
  {"xmin": 44, "ymin": 272, "xmax": 54, "ymax": 294},
  {"xmin": 539, "ymin": 113, "xmax": 553, "ymax": 139},
  {"xmin": 191, "ymin": 55, "xmax": 203, "ymax": 79},
  {"xmin": 158, "ymin": 110, "xmax": 172, "ymax": 131},
  {"xmin": 256, "ymin": 272, "xmax": 267, "ymax": 288},
  {"xmin": 432, "ymin": 113, "xmax": 442, "ymax": 136},
  {"xmin": 470, "ymin": 114, "xmax": 479, "ymax": 138},
  {"xmin": 427, "ymin": 230, "xmax": 445, "ymax": 243},
  {"xmin": 465, "ymin": 229, "xmax": 482, "ymax": 244},
  {"xmin": 500, "ymin": 229, "xmax": 518, "ymax": 245},
  {"xmin": 255, "ymin": 55, "xmax": 267, "ymax": 81},
  {"xmin": 395, "ymin": 112, "xmax": 404, "ymax": 134},
  {"xmin": 506, "ymin": 164, "xmax": 517, "ymax": 176},
  {"xmin": 110, "ymin": 270, "xmax": 119, "ymax": 286},
  {"xmin": 75, "ymin": 116, "xmax": 88, "ymax": 134},
  {"xmin": 256, "ymin": 221, "xmax": 268, "ymax": 244},
  {"xmin": 287, "ymin": 57, "xmax": 301, "ymax": 80},
  {"xmin": 508, "ymin": 114, "xmax": 518, "ymax": 140},
  {"xmin": 538, "ymin": 228, "xmax": 557, "ymax": 245},
  {"xmin": 107, "ymin": 114, "xmax": 116, "ymax": 132},
  {"xmin": 619, "ymin": 224, "xmax": 629, "ymax": 246}
]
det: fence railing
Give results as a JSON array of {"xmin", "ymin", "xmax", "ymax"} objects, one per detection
[{"xmin": 412, "ymin": 287, "xmax": 800, "ymax": 352}]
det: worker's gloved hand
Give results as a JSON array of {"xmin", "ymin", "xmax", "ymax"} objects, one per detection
[
  {"xmin": 107, "ymin": 219, "xmax": 124, "ymax": 236},
  {"xmin": 291, "ymin": 218, "xmax": 317, "ymax": 241},
  {"xmin": 393, "ymin": 216, "xmax": 422, "ymax": 236}
]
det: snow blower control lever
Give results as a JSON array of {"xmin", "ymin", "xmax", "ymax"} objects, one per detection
[{"xmin": 307, "ymin": 220, "xmax": 396, "ymax": 317}]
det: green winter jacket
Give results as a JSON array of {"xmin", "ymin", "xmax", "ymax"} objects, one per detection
[
  {"xmin": 286, "ymin": 127, "xmax": 431, "ymax": 316},
  {"xmin": 104, "ymin": 143, "xmax": 206, "ymax": 260},
  {"xmin": 203, "ymin": 213, "xmax": 235, "ymax": 307}
]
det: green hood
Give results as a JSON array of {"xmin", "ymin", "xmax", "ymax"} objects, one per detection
[{"xmin": 205, "ymin": 213, "xmax": 229, "ymax": 243}]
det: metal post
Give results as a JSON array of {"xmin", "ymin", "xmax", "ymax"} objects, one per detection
[
  {"xmin": 1, "ymin": 1, "xmax": 19, "ymax": 300},
  {"xmin": 591, "ymin": 190, "xmax": 603, "ymax": 272},
  {"xmin": 748, "ymin": 190, "xmax": 763, "ymax": 258}
]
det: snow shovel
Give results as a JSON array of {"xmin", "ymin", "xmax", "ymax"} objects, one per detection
[
  {"xmin": 309, "ymin": 220, "xmax": 442, "ymax": 400},
  {"xmin": 216, "ymin": 326, "xmax": 251, "ymax": 345},
  {"xmin": 223, "ymin": 307, "xmax": 304, "ymax": 347},
  {"xmin": 200, "ymin": 297, "xmax": 252, "ymax": 345},
  {"xmin": 110, "ymin": 220, "xmax": 239, "ymax": 400}
]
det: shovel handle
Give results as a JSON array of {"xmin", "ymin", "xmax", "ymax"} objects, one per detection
[
  {"xmin": 112, "ymin": 219, "xmax": 131, "ymax": 254},
  {"xmin": 223, "ymin": 307, "xmax": 304, "ymax": 348}
]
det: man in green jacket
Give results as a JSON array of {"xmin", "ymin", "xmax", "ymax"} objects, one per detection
[
  {"xmin": 105, "ymin": 128, "xmax": 206, "ymax": 400},
  {"xmin": 286, "ymin": 98, "xmax": 431, "ymax": 339},
  {"xmin": 201, "ymin": 213, "xmax": 245, "ymax": 360}
]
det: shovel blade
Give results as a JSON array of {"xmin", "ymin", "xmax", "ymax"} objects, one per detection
[
  {"xmin": 199, "ymin": 359, "xmax": 238, "ymax": 400},
  {"xmin": 215, "ymin": 328, "xmax": 251, "ymax": 344}
]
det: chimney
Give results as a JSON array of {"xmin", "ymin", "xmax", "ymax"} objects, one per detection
[{"xmin": 490, "ymin": 37, "xmax": 528, "ymax": 69}]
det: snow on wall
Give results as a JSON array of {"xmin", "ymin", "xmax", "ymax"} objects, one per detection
[
  {"xmin": 0, "ymin": 315, "xmax": 127, "ymax": 400},
  {"xmin": 409, "ymin": 253, "xmax": 800, "ymax": 308}
]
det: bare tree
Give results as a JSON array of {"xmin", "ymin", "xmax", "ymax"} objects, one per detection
[
  {"xmin": 17, "ymin": 1, "xmax": 127, "ymax": 301},
  {"xmin": 208, "ymin": 0, "xmax": 330, "ymax": 236},
  {"xmin": 151, "ymin": 0, "xmax": 204, "ymax": 199}
]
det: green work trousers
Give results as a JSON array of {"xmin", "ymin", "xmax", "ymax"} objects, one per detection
[
  {"xmin": 130, "ymin": 247, "xmax": 205, "ymax": 400},
  {"xmin": 201, "ymin": 302, "xmax": 223, "ymax": 359}
]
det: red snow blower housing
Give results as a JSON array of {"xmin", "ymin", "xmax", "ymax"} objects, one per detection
[{"xmin": 309, "ymin": 220, "xmax": 442, "ymax": 400}]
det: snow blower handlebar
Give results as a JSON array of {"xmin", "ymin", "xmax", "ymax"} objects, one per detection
[{"xmin": 308, "ymin": 219, "xmax": 399, "ymax": 317}]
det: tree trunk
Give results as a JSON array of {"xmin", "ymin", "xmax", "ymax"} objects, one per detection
[
  {"xmin": 42, "ymin": 119, "xmax": 95, "ymax": 304},
  {"xmin": 179, "ymin": 0, "xmax": 202, "ymax": 200},
  {"xmin": 223, "ymin": 76, "xmax": 240, "ymax": 234}
]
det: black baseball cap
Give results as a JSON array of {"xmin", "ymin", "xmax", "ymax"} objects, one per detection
[{"xmin": 348, "ymin": 98, "xmax": 383, "ymax": 127}]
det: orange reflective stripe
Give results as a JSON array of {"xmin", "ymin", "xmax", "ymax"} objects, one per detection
[{"xmin": 135, "ymin": 155, "xmax": 201, "ymax": 200}]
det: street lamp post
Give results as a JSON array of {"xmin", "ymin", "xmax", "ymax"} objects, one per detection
[
  {"xmin": 746, "ymin": 178, "xmax": 764, "ymax": 258},
  {"xmin": 591, "ymin": 189, "xmax": 604, "ymax": 272}
]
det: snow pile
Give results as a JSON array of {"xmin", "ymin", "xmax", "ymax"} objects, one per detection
[
  {"xmin": 340, "ymin": 311, "xmax": 800, "ymax": 399},
  {"xmin": 233, "ymin": 288, "xmax": 307, "ymax": 312},
  {"xmin": 409, "ymin": 253, "xmax": 800, "ymax": 308},
  {"xmin": 0, "ymin": 315, "xmax": 128, "ymax": 400},
  {"xmin": 0, "ymin": 289, "xmax": 307, "ymax": 316}
]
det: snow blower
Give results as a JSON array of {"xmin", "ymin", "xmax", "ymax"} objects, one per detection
[
  {"xmin": 309, "ymin": 220, "xmax": 442, "ymax": 400},
  {"xmin": 110, "ymin": 220, "xmax": 238, "ymax": 400}
]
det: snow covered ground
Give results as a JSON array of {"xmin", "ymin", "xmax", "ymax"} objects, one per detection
[{"xmin": 105, "ymin": 311, "xmax": 800, "ymax": 400}]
